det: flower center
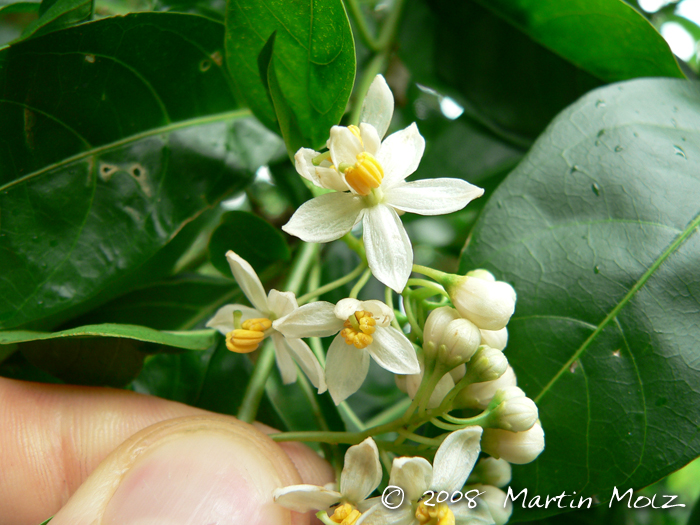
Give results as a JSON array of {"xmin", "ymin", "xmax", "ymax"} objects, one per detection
[
  {"xmin": 225, "ymin": 318, "xmax": 271, "ymax": 353},
  {"xmin": 416, "ymin": 502, "xmax": 455, "ymax": 525},
  {"xmin": 342, "ymin": 152, "xmax": 384, "ymax": 196},
  {"xmin": 340, "ymin": 310, "xmax": 376, "ymax": 349},
  {"xmin": 329, "ymin": 503, "xmax": 361, "ymax": 525}
]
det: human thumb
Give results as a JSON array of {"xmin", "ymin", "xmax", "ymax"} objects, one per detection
[{"xmin": 50, "ymin": 415, "xmax": 313, "ymax": 525}]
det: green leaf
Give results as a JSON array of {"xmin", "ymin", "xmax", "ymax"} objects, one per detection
[
  {"xmin": 459, "ymin": 78, "xmax": 700, "ymax": 520},
  {"xmin": 0, "ymin": 13, "xmax": 269, "ymax": 330},
  {"xmin": 208, "ymin": 211, "xmax": 290, "ymax": 276},
  {"xmin": 474, "ymin": 0, "xmax": 684, "ymax": 83},
  {"xmin": 225, "ymin": 0, "xmax": 356, "ymax": 149},
  {"xmin": 20, "ymin": 0, "xmax": 91, "ymax": 40},
  {"xmin": 0, "ymin": 2, "xmax": 40, "ymax": 15}
]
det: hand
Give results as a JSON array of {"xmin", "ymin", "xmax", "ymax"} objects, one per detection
[{"xmin": 0, "ymin": 378, "xmax": 333, "ymax": 525}]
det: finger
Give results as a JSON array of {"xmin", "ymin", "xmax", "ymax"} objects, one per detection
[{"xmin": 50, "ymin": 416, "xmax": 310, "ymax": 525}]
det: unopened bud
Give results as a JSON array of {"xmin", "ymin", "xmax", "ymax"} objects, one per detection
[
  {"xmin": 455, "ymin": 366, "xmax": 517, "ymax": 410},
  {"xmin": 467, "ymin": 457, "xmax": 512, "ymax": 488},
  {"xmin": 466, "ymin": 269, "xmax": 495, "ymax": 281},
  {"xmin": 449, "ymin": 363, "xmax": 466, "ymax": 382},
  {"xmin": 482, "ymin": 421, "xmax": 545, "ymax": 465},
  {"xmin": 395, "ymin": 373, "xmax": 408, "ymax": 393},
  {"xmin": 467, "ymin": 484, "xmax": 512, "ymax": 525},
  {"xmin": 480, "ymin": 327, "xmax": 508, "ymax": 351},
  {"xmin": 467, "ymin": 346, "xmax": 508, "ymax": 383},
  {"xmin": 489, "ymin": 393, "xmax": 539, "ymax": 432},
  {"xmin": 424, "ymin": 307, "xmax": 461, "ymax": 343},
  {"xmin": 447, "ymin": 274, "xmax": 516, "ymax": 331}
]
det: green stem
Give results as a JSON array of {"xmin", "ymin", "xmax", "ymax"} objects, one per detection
[
  {"xmin": 397, "ymin": 429, "xmax": 445, "ymax": 446},
  {"xmin": 412, "ymin": 264, "xmax": 449, "ymax": 284},
  {"xmin": 297, "ymin": 261, "xmax": 366, "ymax": 304},
  {"xmin": 309, "ymin": 336, "xmax": 326, "ymax": 367},
  {"xmin": 344, "ymin": 0, "xmax": 381, "ymax": 52},
  {"xmin": 366, "ymin": 397, "xmax": 412, "ymax": 427},
  {"xmin": 286, "ymin": 242, "xmax": 320, "ymax": 294},
  {"xmin": 237, "ymin": 340, "xmax": 276, "ymax": 423},
  {"xmin": 339, "ymin": 401, "xmax": 366, "ymax": 432},
  {"xmin": 406, "ymin": 279, "xmax": 449, "ymax": 299},
  {"xmin": 384, "ymin": 287, "xmax": 403, "ymax": 330},
  {"xmin": 349, "ymin": 268, "xmax": 372, "ymax": 298},
  {"xmin": 341, "ymin": 232, "xmax": 366, "ymax": 261},
  {"xmin": 441, "ymin": 411, "xmax": 491, "ymax": 426},
  {"xmin": 403, "ymin": 296, "xmax": 423, "ymax": 340},
  {"xmin": 316, "ymin": 510, "xmax": 336, "ymax": 525},
  {"xmin": 349, "ymin": 51, "xmax": 389, "ymax": 126},
  {"xmin": 376, "ymin": 0, "xmax": 408, "ymax": 49}
]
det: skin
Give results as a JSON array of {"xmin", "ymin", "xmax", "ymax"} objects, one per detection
[{"xmin": 0, "ymin": 378, "xmax": 334, "ymax": 525}]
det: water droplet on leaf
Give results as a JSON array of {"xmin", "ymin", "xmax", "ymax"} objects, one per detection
[
  {"xmin": 594, "ymin": 265, "xmax": 600, "ymax": 274},
  {"xmin": 592, "ymin": 183, "xmax": 600, "ymax": 196},
  {"xmin": 596, "ymin": 100, "xmax": 606, "ymax": 108},
  {"xmin": 614, "ymin": 145, "xmax": 623, "ymax": 152},
  {"xmin": 674, "ymin": 145, "xmax": 686, "ymax": 159}
]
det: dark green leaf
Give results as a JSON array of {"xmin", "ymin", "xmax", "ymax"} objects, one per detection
[
  {"xmin": 0, "ymin": 2, "xmax": 40, "ymax": 15},
  {"xmin": 225, "ymin": 0, "xmax": 356, "ymax": 149},
  {"xmin": 209, "ymin": 211, "xmax": 290, "ymax": 276},
  {"xmin": 474, "ymin": 0, "xmax": 684, "ymax": 83},
  {"xmin": 20, "ymin": 0, "xmax": 91, "ymax": 40},
  {"xmin": 459, "ymin": 78, "xmax": 700, "ymax": 520},
  {"xmin": 0, "ymin": 13, "xmax": 270, "ymax": 330}
]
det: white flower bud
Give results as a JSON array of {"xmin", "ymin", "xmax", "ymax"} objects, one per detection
[
  {"xmin": 469, "ymin": 484, "xmax": 512, "ymax": 525},
  {"xmin": 395, "ymin": 373, "xmax": 408, "ymax": 393},
  {"xmin": 480, "ymin": 327, "xmax": 508, "ymax": 351},
  {"xmin": 467, "ymin": 457, "xmax": 512, "ymax": 488},
  {"xmin": 482, "ymin": 421, "xmax": 545, "ymax": 465},
  {"xmin": 447, "ymin": 275, "xmax": 516, "ymax": 331},
  {"xmin": 456, "ymin": 366, "xmax": 517, "ymax": 409},
  {"xmin": 490, "ymin": 394, "xmax": 539, "ymax": 432},
  {"xmin": 467, "ymin": 346, "xmax": 508, "ymax": 383},
  {"xmin": 424, "ymin": 306, "xmax": 461, "ymax": 344},
  {"xmin": 467, "ymin": 269, "xmax": 496, "ymax": 281},
  {"xmin": 449, "ymin": 363, "xmax": 466, "ymax": 382}
]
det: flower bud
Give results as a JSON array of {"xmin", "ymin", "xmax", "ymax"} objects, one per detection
[
  {"xmin": 467, "ymin": 269, "xmax": 495, "ymax": 281},
  {"xmin": 480, "ymin": 327, "xmax": 508, "ymax": 351},
  {"xmin": 423, "ymin": 306, "xmax": 461, "ymax": 344},
  {"xmin": 449, "ymin": 363, "xmax": 466, "ymax": 382},
  {"xmin": 447, "ymin": 275, "xmax": 516, "ymax": 331},
  {"xmin": 489, "ymin": 393, "xmax": 539, "ymax": 432},
  {"xmin": 481, "ymin": 421, "xmax": 545, "ymax": 464},
  {"xmin": 467, "ymin": 457, "xmax": 512, "ymax": 488},
  {"xmin": 395, "ymin": 373, "xmax": 408, "ymax": 393},
  {"xmin": 468, "ymin": 484, "xmax": 512, "ymax": 525},
  {"xmin": 455, "ymin": 366, "xmax": 517, "ymax": 410},
  {"xmin": 467, "ymin": 346, "xmax": 508, "ymax": 383}
]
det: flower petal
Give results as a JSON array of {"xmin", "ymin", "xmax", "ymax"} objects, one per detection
[
  {"xmin": 205, "ymin": 304, "xmax": 264, "ymax": 335},
  {"xmin": 359, "ymin": 299, "xmax": 394, "ymax": 327},
  {"xmin": 325, "ymin": 334, "xmax": 370, "ymax": 405},
  {"xmin": 272, "ymin": 333, "xmax": 298, "ymax": 384},
  {"xmin": 330, "ymin": 125, "xmax": 363, "ymax": 167},
  {"xmin": 431, "ymin": 426, "xmax": 483, "ymax": 494},
  {"xmin": 267, "ymin": 289, "xmax": 298, "ymax": 319},
  {"xmin": 358, "ymin": 504, "xmax": 413, "ymax": 525},
  {"xmin": 334, "ymin": 298, "xmax": 363, "ymax": 320},
  {"xmin": 360, "ymin": 123, "xmax": 382, "ymax": 157},
  {"xmin": 340, "ymin": 438, "xmax": 382, "ymax": 502},
  {"xmin": 452, "ymin": 497, "xmax": 496, "ymax": 525},
  {"xmin": 367, "ymin": 327, "xmax": 420, "ymax": 375},
  {"xmin": 284, "ymin": 336, "xmax": 327, "ymax": 393},
  {"xmin": 376, "ymin": 123, "xmax": 425, "ymax": 188},
  {"xmin": 362, "ymin": 205, "xmax": 413, "ymax": 293},
  {"xmin": 274, "ymin": 301, "xmax": 344, "ymax": 338},
  {"xmin": 389, "ymin": 456, "xmax": 432, "ymax": 502},
  {"xmin": 384, "ymin": 179, "xmax": 484, "ymax": 215},
  {"xmin": 226, "ymin": 251, "xmax": 269, "ymax": 312},
  {"xmin": 283, "ymin": 192, "xmax": 365, "ymax": 243},
  {"xmin": 273, "ymin": 484, "xmax": 342, "ymax": 513},
  {"xmin": 295, "ymin": 148, "xmax": 349, "ymax": 192},
  {"xmin": 359, "ymin": 75, "xmax": 394, "ymax": 139}
]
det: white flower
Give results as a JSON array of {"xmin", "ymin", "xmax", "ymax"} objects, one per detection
[
  {"xmin": 362, "ymin": 427, "xmax": 495, "ymax": 525},
  {"xmin": 283, "ymin": 75, "xmax": 484, "ymax": 293},
  {"xmin": 274, "ymin": 437, "xmax": 382, "ymax": 521},
  {"xmin": 447, "ymin": 273, "xmax": 517, "ymax": 331},
  {"xmin": 273, "ymin": 298, "xmax": 420, "ymax": 404},
  {"xmin": 206, "ymin": 250, "xmax": 326, "ymax": 393}
]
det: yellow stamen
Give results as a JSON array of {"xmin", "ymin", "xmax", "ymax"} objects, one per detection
[
  {"xmin": 347, "ymin": 125, "xmax": 362, "ymax": 142},
  {"xmin": 340, "ymin": 311, "xmax": 376, "ymax": 349},
  {"xmin": 416, "ymin": 502, "xmax": 455, "ymax": 525},
  {"xmin": 343, "ymin": 152, "xmax": 384, "ymax": 196},
  {"xmin": 330, "ymin": 503, "xmax": 362, "ymax": 525},
  {"xmin": 225, "ymin": 317, "xmax": 270, "ymax": 353}
]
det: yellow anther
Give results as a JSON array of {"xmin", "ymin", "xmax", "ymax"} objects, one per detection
[
  {"xmin": 416, "ymin": 502, "xmax": 455, "ymax": 525},
  {"xmin": 340, "ymin": 311, "xmax": 376, "ymax": 349},
  {"xmin": 330, "ymin": 503, "xmax": 361, "ymax": 525},
  {"xmin": 225, "ymin": 328, "xmax": 266, "ymax": 354},
  {"xmin": 241, "ymin": 318, "xmax": 272, "ymax": 332},
  {"xmin": 343, "ymin": 152, "xmax": 384, "ymax": 196},
  {"xmin": 347, "ymin": 125, "xmax": 362, "ymax": 142}
]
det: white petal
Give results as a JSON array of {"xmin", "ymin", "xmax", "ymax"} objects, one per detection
[
  {"xmin": 360, "ymin": 123, "xmax": 382, "ymax": 156},
  {"xmin": 359, "ymin": 75, "xmax": 394, "ymax": 139},
  {"xmin": 274, "ymin": 301, "xmax": 344, "ymax": 338},
  {"xmin": 325, "ymin": 335, "xmax": 370, "ymax": 405},
  {"xmin": 273, "ymin": 484, "xmax": 342, "ymax": 512},
  {"xmin": 362, "ymin": 205, "xmax": 413, "ymax": 293},
  {"xmin": 283, "ymin": 193, "xmax": 365, "ymax": 243},
  {"xmin": 273, "ymin": 333, "xmax": 298, "ymax": 384},
  {"xmin": 330, "ymin": 126, "xmax": 363, "ymax": 167},
  {"xmin": 267, "ymin": 289, "xmax": 298, "ymax": 319},
  {"xmin": 389, "ymin": 456, "xmax": 432, "ymax": 502},
  {"xmin": 205, "ymin": 304, "xmax": 264, "ymax": 335},
  {"xmin": 295, "ymin": 148, "xmax": 348, "ymax": 192},
  {"xmin": 285, "ymin": 337, "xmax": 327, "ymax": 393},
  {"xmin": 358, "ymin": 505, "xmax": 413, "ymax": 525},
  {"xmin": 334, "ymin": 298, "xmax": 363, "ymax": 320},
  {"xmin": 340, "ymin": 438, "xmax": 382, "ymax": 502},
  {"xmin": 431, "ymin": 426, "xmax": 483, "ymax": 494},
  {"xmin": 384, "ymin": 179, "xmax": 484, "ymax": 215},
  {"xmin": 359, "ymin": 299, "xmax": 394, "ymax": 327},
  {"xmin": 377, "ymin": 123, "xmax": 425, "ymax": 188},
  {"xmin": 367, "ymin": 327, "xmax": 420, "ymax": 375},
  {"xmin": 226, "ymin": 251, "xmax": 269, "ymax": 312}
]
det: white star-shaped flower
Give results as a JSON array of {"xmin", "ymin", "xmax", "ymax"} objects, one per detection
[
  {"xmin": 206, "ymin": 250, "xmax": 326, "ymax": 393},
  {"xmin": 282, "ymin": 75, "xmax": 484, "ymax": 293},
  {"xmin": 273, "ymin": 298, "xmax": 420, "ymax": 404}
]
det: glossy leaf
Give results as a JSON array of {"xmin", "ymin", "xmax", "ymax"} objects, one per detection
[
  {"xmin": 208, "ymin": 211, "xmax": 290, "ymax": 276},
  {"xmin": 225, "ymin": 0, "xmax": 356, "ymax": 149},
  {"xmin": 20, "ymin": 0, "xmax": 91, "ymax": 40},
  {"xmin": 459, "ymin": 78, "xmax": 700, "ymax": 519},
  {"xmin": 474, "ymin": 0, "xmax": 684, "ymax": 83},
  {"xmin": 0, "ymin": 2, "xmax": 40, "ymax": 15},
  {"xmin": 0, "ymin": 13, "xmax": 269, "ymax": 330}
]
